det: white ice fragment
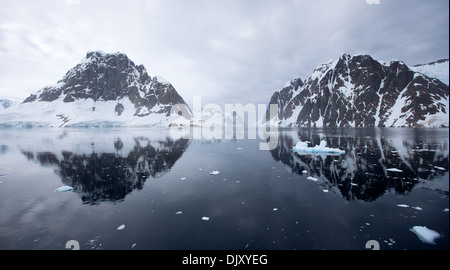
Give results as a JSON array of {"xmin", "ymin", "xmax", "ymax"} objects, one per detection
[
  {"xmin": 350, "ymin": 183, "xmax": 358, "ymax": 186},
  {"xmin": 443, "ymin": 208, "xmax": 449, "ymax": 212},
  {"xmin": 198, "ymin": 168, "xmax": 203, "ymax": 171},
  {"xmin": 273, "ymin": 208, "xmax": 278, "ymax": 211},
  {"xmin": 434, "ymin": 166, "xmax": 446, "ymax": 171},
  {"xmin": 180, "ymin": 177, "xmax": 186, "ymax": 180},
  {"xmin": 409, "ymin": 226, "xmax": 441, "ymax": 245},
  {"xmin": 209, "ymin": 170, "xmax": 220, "ymax": 175},
  {"xmin": 117, "ymin": 224, "xmax": 125, "ymax": 230},
  {"xmin": 293, "ymin": 140, "xmax": 344, "ymax": 155},
  {"xmin": 307, "ymin": 176, "xmax": 318, "ymax": 182},
  {"xmin": 397, "ymin": 204, "xmax": 410, "ymax": 208},
  {"xmin": 55, "ymin": 185, "xmax": 73, "ymax": 192},
  {"xmin": 237, "ymin": 147, "xmax": 243, "ymax": 150},
  {"xmin": 302, "ymin": 170, "xmax": 308, "ymax": 174},
  {"xmin": 412, "ymin": 206, "xmax": 423, "ymax": 211},
  {"xmin": 323, "ymin": 189, "xmax": 329, "ymax": 193},
  {"xmin": 132, "ymin": 243, "xmax": 137, "ymax": 248},
  {"xmin": 387, "ymin": 168, "xmax": 403, "ymax": 172},
  {"xmin": 175, "ymin": 211, "xmax": 183, "ymax": 215},
  {"xmin": 202, "ymin": 216, "xmax": 210, "ymax": 221}
]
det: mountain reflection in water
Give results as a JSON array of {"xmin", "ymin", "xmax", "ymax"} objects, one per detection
[
  {"xmin": 21, "ymin": 133, "xmax": 190, "ymax": 204},
  {"xmin": 271, "ymin": 128, "xmax": 449, "ymax": 201}
]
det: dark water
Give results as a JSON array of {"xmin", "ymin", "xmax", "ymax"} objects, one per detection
[{"xmin": 0, "ymin": 128, "xmax": 448, "ymax": 250}]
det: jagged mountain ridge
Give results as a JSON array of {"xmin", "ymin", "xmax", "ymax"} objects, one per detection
[
  {"xmin": 266, "ymin": 53, "xmax": 449, "ymax": 127},
  {"xmin": 0, "ymin": 51, "xmax": 191, "ymax": 127}
]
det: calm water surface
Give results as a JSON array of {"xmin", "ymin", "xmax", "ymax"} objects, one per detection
[{"xmin": 0, "ymin": 128, "xmax": 448, "ymax": 250}]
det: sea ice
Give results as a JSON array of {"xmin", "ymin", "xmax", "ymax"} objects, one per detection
[
  {"xmin": 434, "ymin": 166, "xmax": 446, "ymax": 171},
  {"xmin": 409, "ymin": 226, "xmax": 441, "ymax": 244},
  {"xmin": 175, "ymin": 211, "xmax": 183, "ymax": 215},
  {"xmin": 387, "ymin": 168, "xmax": 403, "ymax": 172},
  {"xmin": 293, "ymin": 140, "xmax": 344, "ymax": 155},
  {"xmin": 202, "ymin": 216, "xmax": 210, "ymax": 221},
  {"xmin": 307, "ymin": 176, "xmax": 318, "ymax": 182},
  {"xmin": 397, "ymin": 204, "xmax": 410, "ymax": 208},
  {"xmin": 209, "ymin": 170, "xmax": 220, "ymax": 175},
  {"xmin": 412, "ymin": 206, "xmax": 423, "ymax": 211},
  {"xmin": 55, "ymin": 185, "xmax": 73, "ymax": 192},
  {"xmin": 117, "ymin": 224, "xmax": 125, "ymax": 230}
]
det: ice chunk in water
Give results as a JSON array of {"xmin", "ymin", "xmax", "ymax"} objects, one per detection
[
  {"xmin": 293, "ymin": 140, "xmax": 344, "ymax": 155},
  {"xmin": 117, "ymin": 224, "xmax": 125, "ymax": 230},
  {"xmin": 209, "ymin": 170, "xmax": 220, "ymax": 175},
  {"xmin": 307, "ymin": 176, "xmax": 318, "ymax": 182},
  {"xmin": 387, "ymin": 168, "xmax": 403, "ymax": 172},
  {"xmin": 397, "ymin": 204, "xmax": 410, "ymax": 208},
  {"xmin": 409, "ymin": 226, "xmax": 441, "ymax": 244},
  {"xmin": 55, "ymin": 185, "xmax": 73, "ymax": 192},
  {"xmin": 202, "ymin": 216, "xmax": 210, "ymax": 221}
]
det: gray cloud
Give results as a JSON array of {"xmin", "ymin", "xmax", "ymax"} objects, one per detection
[{"xmin": 0, "ymin": 0, "xmax": 448, "ymax": 107}]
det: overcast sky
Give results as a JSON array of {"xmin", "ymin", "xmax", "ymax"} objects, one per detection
[{"xmin": 0, "ymin": 0, "xmax": 448, "ymax": 107}]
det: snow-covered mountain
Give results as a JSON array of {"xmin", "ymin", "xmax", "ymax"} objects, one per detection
[
  {"xmin": 265, "ymin": 53, "xmax": 449, "ymax": 128},
  {"xmin": 0, "ymin": 51, "xmax": 191, "ymax": 127},
  {"xmin": 0, "ymin": 98, "xmax": 20, "ymax": 110},
  {"xmin": 411, "ymin": 58, "xmax": 449, "ymax": 85}
]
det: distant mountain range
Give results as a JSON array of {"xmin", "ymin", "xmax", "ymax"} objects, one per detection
[
  {"xmin": 0, "ymin": 52, "xmax": 448, "ymax": 128},
  {"xmin": 265, "ymin": 54, "xmax": 448, "ymax": 127},
  {"xmin": 0, "ymin": 98, "xmax": 21, "ymax": 110}
]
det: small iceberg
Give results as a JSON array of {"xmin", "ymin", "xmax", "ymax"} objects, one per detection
[
  {"xmin": 409, "ymin": 226, "xmax": 441, "ymax": 244},
  {"xmin": 117, "ymin": 224, "xmax": 126, "ymax": 230},
  {"xmin": 387, "ymin": 168, "xmax": 403, "ymax": 173},
  {"xmin": 55, "ymin": 185, "xmax": 73, "ymax": 192},
  {"xmin": 293, "ymin": 140, "xmax": 344, "ymax": 155},
  {"xmin": 397, "ymin": 204, "xmax": 410, "ymax": 208},
  {"xmin": 202, "ymin": 216, "xmax": 210, "ymax": 221},
  {"xmin": 209, "ymin": 170, "xmax": 220, "ymax": 175},
  {"xmin": 175, "ymin": 211, "xmax": 183, "ymax": 215},
  {"xmin": 307, "ymin": 176, "xmax": 318, "ymax": 182}
]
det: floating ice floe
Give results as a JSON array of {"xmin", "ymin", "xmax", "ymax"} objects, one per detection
[
  {"xmin": 175, "ymin": 211, "xmax": 183, "ymax": 215},
  {"xmin": 202, "ymin": 216, "xmax": 210, "ymax": 221},
  {"xmin": 307, "ymin": 176, "xmax": 318, "ymax": 182},
  {"xmin": 387, "ymin": 168, "xmax": 403, "ymax": 173},
  {"xmin": 273, "ymin": 208, "xmax": 278, "ymax": 211},
  {"xmin": 412, "ymin": 206, "xmax": 423, "ymax": 211},
  {"xmin": 293, "ymin": 140, "xmax": 344, "ymax": 155},
  {"xmin": 409, "ymin": 226, "xmax": 441, "ymax": 245},
  {"xmin": 55, "ymin": 185, "xmax": 73, "ymax": 192},
  {"xmin": 117, "ymin": 224, "xmax": 125, "ymax": 230},
  {"xmin": 397, "ymin": 204, "xmax": 410, "ymax": 208},
  {"xmin": 131, "ymin": 243, "xmax": 137, "ymax": 248},
  {"xmin": 443, "ymin": 208, "xmax": 449, "ymax": 212},
  {"xmin": 180, "ymin": 177, "xmax": 186, "ymax": 180},
  {"xmin": 434, "ymin": 166, "xmax": 446, "ymax": 171},
  {"xmin": 209, "ymin": 170, "xmax": 220, "ymax": 175}
]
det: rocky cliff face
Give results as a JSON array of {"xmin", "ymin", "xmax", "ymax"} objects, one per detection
[
  {"xmin": 266, "ymin": 54, "xmax": 449, "ymax": 127},
  {"xmin": 1, "ymin": 51, "xmax": 190, "ymax": 127}
]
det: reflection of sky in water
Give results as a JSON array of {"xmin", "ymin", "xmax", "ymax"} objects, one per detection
[{"xmin": 0, "ymin": 128, "xmax": 448, "ymax": 250}]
